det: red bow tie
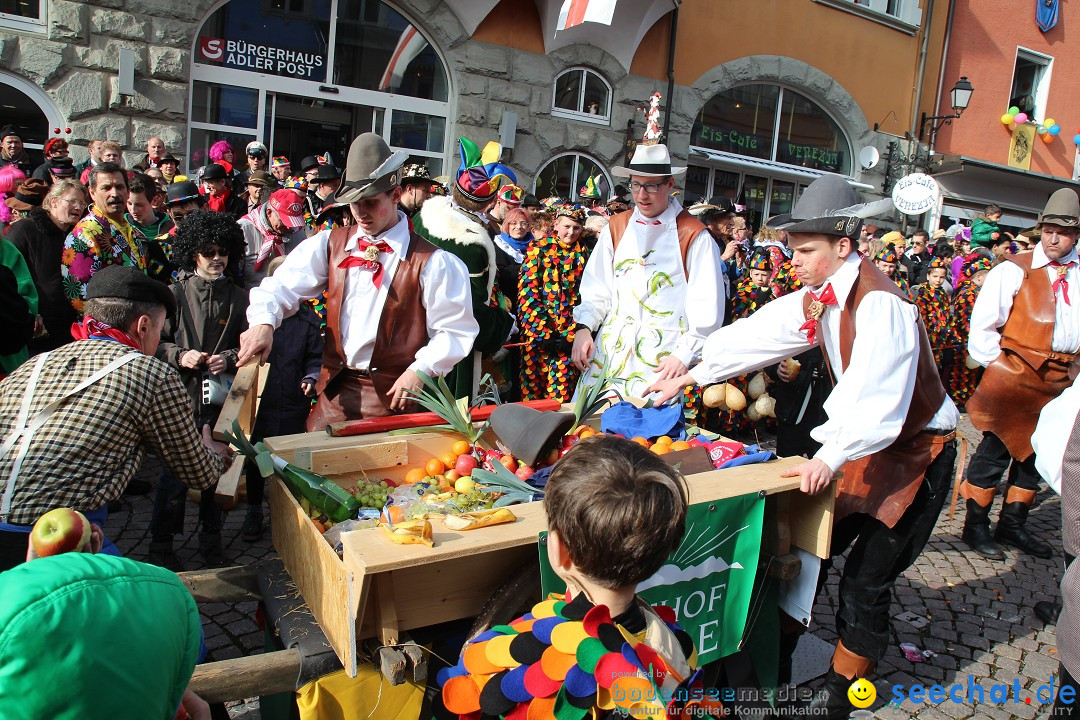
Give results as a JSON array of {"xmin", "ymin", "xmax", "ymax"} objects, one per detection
[
  {"xmin": 1051, "ymin": 261, "xmax": 1076, "ymax": 306},
  {"xmin": 799, "ymin": 284, "xmax": 838, "ymax": 345},
  {"xmin": 635, "ymin": 219, "xmax": 662, "ymax": 226},
  {"xmin": 338, "ymin": 239, "xmax": 394, "ymax": 289}
]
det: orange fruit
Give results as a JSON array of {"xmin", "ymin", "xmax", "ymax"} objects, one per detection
[
  {"xmin": 404, "ymin": 467, "xmax": 427, "ymax": 485},
  {"xmin": 670, "ymin": 440, "xmax": 692, "ymax": 452},
  {"xmin": 578, "ymin": 427, "xmax": 596, "ymax": 439},
  {"xmin": 652, "ymin": 444, "xmax": 671, "ymax": 455},
  {"xmin": 387, "ymin": 506, "xmax": 405, "ymax": 523},
  {"xmin": 630, "ymin": 436, "xmax": 651, "ymax": 447},
  {"xmin": 444, "ymin": 469, "xmax": 461, "ymax": 483},
  {"xmin": 426, "ymin": 458, "xmax": 447, "ymax": 476},
  {"xmin": 655, "ymin": 435, "xmax": 673, "ymax": 446},
  {"xmin": 452, "ymin": 440, "xmax": 472, "ymax": 456},
  {"xmin": 441, "ymin": 453, "xmax": 458, "ymax": 469}
]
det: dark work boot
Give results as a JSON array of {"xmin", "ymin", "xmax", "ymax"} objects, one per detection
[
  {"xmin": 996, "ymin": 499, "xmax": 1054, "ymax": 559},
  {"xmin": 807, "ymin": 669, "xmax": 860, "ymax": 720},
  {"xmin": 146, "ymin": 540, "xmax": 184, "ymax": 573},
  {"xmin": 241, "ymin": 507, "xmax": 264, "ymax": 542},
  {"xmin": 962, "ymin": 497, "xmax": 1005, "ymax": 560},
  {"xmin": 1035, "ymin": 600, "xmax": 1062, "ymax": 625},
  {"xmin": 198, "ymin": 531, "xmax": 231, "ymax": 568}
]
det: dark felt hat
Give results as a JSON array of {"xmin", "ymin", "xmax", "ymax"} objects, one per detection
[
  {"xmin": 48, "ymin": 157, "xmax": 76, "ymax": 176},
  {"xmin": 522, "ymin": 193, "xmax": 542, "ymax": 208},
  {"xmin": 311, "ymin": 164, "xmax": 342, "ymax": 182},
  {"xmin": 299, "ymin": 156, "xmax": 321, "ymax": 173},
  {"xmin": 1039, "ymin": 188, "xmax": 1080, "ymax": 228},
  {"xmin": 245, "ymin": 170, "xmax": 273, "ymax": 187},
  {"xmin": 489, "ymin": 404, "xmax": 576, "ymax": 467},
  {"xmin": 165, "ymin": 180, "xmax": 204, "ymax": 207},
  {"xmin": 201, "ymin": 163, "xmax": 227, "ymax": 181},
  {"xmin": 86, "ymin": 265, "xmax": 177, "ymax": 319},
  {"xmin": 5, "ymin": 179, "xmax": 49, "ymax": 210},
  {"xmin": 158, "ymin": 154, "xmax": 179, "ymax": 166},
  {"xmin": 781, "ymin": 175, "xmax": 864, "ymax": 238},
  {"xmin": 335, "ymin": 133, "xmax": 407, "ymax": 204}
]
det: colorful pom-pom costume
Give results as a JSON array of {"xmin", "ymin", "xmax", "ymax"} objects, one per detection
[
  {"xmin": 944, "ymin": 254, "xmax": 993, "ymax": 406},
  {"xmin": 912, "ymin": 259, "xmax": 952, "ymax": 369}
]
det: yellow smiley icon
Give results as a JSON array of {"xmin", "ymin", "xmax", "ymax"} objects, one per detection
[{"xmin": 847, "ymin": 678, "xmax": 876, "ymax": 708}]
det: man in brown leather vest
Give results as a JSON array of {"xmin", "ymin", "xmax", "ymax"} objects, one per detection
[
  {"xmin": 239, "ymin": 134, "xmax": 479, "ymax": 428},
  {"xmin": 960, "ymin": 188, "xmax": 1080, "ymax": 562},
  {"xmin": 648, "ymin": 175, "xmax": 959, "ymax": 719}
]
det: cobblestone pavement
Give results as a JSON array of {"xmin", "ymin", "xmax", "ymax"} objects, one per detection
[{"xmin": 104, "ymin": 416, "xmax": 1064, "ymax": 719}]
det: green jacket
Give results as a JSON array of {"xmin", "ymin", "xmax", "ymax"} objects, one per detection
[
  {"xmin": 413, "ymin": 196, "xmax": 514, "ymax": 400},
  {"xmin": 0, "ymin": 553, "xmax": 202, "ymax": 719},
  {"xmin": 970, "ymin": 217, "xmax": 1001, "ymax": 248},
  {"xmin": 0, "ymin": 237, "xmax": 38, "ymax": 374}
]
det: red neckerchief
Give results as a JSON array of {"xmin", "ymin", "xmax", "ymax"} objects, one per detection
[
  {"xmin": 71, "ymin": 316, "xmax": 143, "ymax": 352},
  {"xmin": 799, "ymin": 284, "xmax": 838, "ymax": 345},
  {"xmin": 206, "ymin": 188, "xmax": 230, "ymax": 214},
  {"xmin": 1050, "ymin": 260, "xmax": 1076, "ymax": 306},
  {"xmin": 338, "ymin": 238, "xmax": 394, "ymax": 289}
]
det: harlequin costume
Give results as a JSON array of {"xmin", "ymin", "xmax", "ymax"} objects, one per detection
[
  {"xmin": 943, "ymin": 253, "xmax": 992, "ymax": 405},
  {"xmin": 960, "ymin": 188, "xmax": 1080, "ymax": 562},
  {"xmin": 873, "ymin": 246, "xmax": 912, "ymax": 299},
  {"xmin": 758, "ymin": 243, "xmax": 802, "ymax": 298},
  {"xmin": 61, "ymin": 204, "xmax": 145, "ymax": 314},
  {"xmin": 518, "ymin": 205, "xmax": 590, "ymax": 403},
  {"xmin": 911, "ymin": 257, "xmax": 951, "ymax": 368},
  {"xmin": 438, "ymin": 592, "xmax": 719, "ymax": 720}
]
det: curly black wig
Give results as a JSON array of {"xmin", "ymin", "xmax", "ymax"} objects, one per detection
[{"xmin": 172, "ymin": 209, "xmax": 245, "ymax": 275}]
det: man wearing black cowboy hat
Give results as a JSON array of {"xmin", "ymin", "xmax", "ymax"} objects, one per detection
[
  {"xmin": 306, "ymin": 163, "xmax": 341, "ymax": 219},
  {"xmin": 648, "ymin": 174, "xmax": 959, "ymax": 718},
  {"xmin": 961, "ymin": 187, "xmax": 1080, "ymax": 562},
  {"xmin": 143, "ymin": 181, "xmax": 207, "ymax": 285},
  {"xmin": 200, "ymin": 163, "xmax": 246, "ymax": 220},
  {"xmin": 238, "ymin": 133, "xmax": 478, "ymax": 426},
  {"xmin": 571, "ymin": 141, "xmax": 725, "ymax": 408},
  {"xmin": 0, "ymin": 265, "xmax": 232, "ymax": 571}
]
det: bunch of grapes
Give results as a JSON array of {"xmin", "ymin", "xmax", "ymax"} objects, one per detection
[
  {"xmin": 452, "ymin": 489, "xmax": 498, "ymax": 512},
  {"xmin": 354, "ymin": 478, "xmax": 391, "ymax": 510}
]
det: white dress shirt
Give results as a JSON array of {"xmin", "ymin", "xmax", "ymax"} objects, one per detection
[
  {"xmin": 689, "ymin": 253, "xmax": 959, "ymax": 473},
  {"xmin": 968, "ymin": 243, "xmax": 1080, "ymax": 366},
  {"xmin": 1033, "ymin": 379, "xmax": 1080, "ymax": 494},
  {"xmin": 246, "ymin": 211, "xmax": 479, "ymax": 376}
]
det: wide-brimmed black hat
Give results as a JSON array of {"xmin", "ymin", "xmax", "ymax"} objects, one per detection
[
  {"xmin": 158, "ymin": 154, "xmax": 179, "ymax": 167},
  {"xmin": 1039, "ymin": 188, "xmax": 1080, "ymax": 228},
  {"xmin": 334, "ymin": 133, "xmax": 407, "ymax": 204},
  {"xmin": 489, "ymin": 404, "xmax": 576, "ymax": 467},
  {"xmin": 165, "ymin": 181, "xmax": 204, "ymax": 207},
  {"xmin": 781, "ymin": 175, "xmax": 864, "ymax": 238},
  {"xmin": 48, "ymin": 157, "xmax": 76, "ymax": 177},
  {"xmin": 311, "ymin": 164, "xmax": 342, "ymax": 182},
  {"xmin": 201, "ymin": 163, "xmax": 227, "ymax": 181},
  {"xmin": 299, "ymin": 156, "xmax": 321, "ymax": 173},
  {"xmin": 86, "ymin": 265, "xmax": 176, "ymax": 319}
]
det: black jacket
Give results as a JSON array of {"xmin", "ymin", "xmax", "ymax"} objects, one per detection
[{"xmin": 253, "ymin": 304, "xmax": 323, "ymax": 438}]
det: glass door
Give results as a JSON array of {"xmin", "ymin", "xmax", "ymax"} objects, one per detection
[{"xmin": 270, "ymin": 93, "xmax": 381, "ymax": 168}]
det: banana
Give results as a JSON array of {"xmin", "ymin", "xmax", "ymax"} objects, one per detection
[
  {"xmin": 380, "ymin": 518, "xmax": 434, "ymax": 547},
  {"xmin": 443, "ymin": 508, "xmax": 517, "ymax": 531}
]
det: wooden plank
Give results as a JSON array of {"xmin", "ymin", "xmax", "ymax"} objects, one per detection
[
  {"xmin": 213, "ymin": 361, "xmax": 263, "ymax": 442},
  {"xmin": 787, "ymin": 482, "xmax": 834, "ymax": 560},
  {"xmin": 177, "ymin": 563, "xmax": 262, "ymax": 602},
  {"xmin": 214, "ymin": 456, "xmax": 246, "ymax": 504},
  {"xmin": 948, "ymin": 436, "xmax": 969, "ymax": 521},
  {"xmin": 764, "ymin": 552, "xmax": 802, "ymax": 581},
  {"xmin": 269, "ymin": 477, "xmax": 358, "ymax": 677},
  {"xmin": 188, "ymin": 648, "xmax": 300, "ymax": 704},
  {"xmin": 294, "ymin": 440, "xmax": 409, "ymax": 477},
  {"xmin": 373, "ymin": 573, "xmax": 400, "ymax": 646}
]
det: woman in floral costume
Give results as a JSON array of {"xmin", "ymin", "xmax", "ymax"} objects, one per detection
[
  {"xmin": 944, "ymin": 253, "xmax": 993, "ymax": 406},
  {"xmin": 518, "ymin": 205, "xmax": 590, "ymax": 401},
  {"xmin": 912, "ymin": 256, "xmax": 952, "ymax": 370}
]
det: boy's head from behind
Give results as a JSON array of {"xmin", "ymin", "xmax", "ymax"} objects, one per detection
[{"xmin": 543, "ymin": 435, "xmax": 689, "ymax": 591}]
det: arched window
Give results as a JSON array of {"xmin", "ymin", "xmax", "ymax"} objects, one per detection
[
  {"xmin": 551, "ymin": 68, "xmax": 611, "ymax": 125},
  {"xmin": 687, "ymin": 83, "xmax": 855, "ymax": 225},
  {"xmin": 189, "ymin": 0, "xmax": 449, "ymax": 175},
  {"xmin": 0, "ymin": 71, "xmax": 64, "ymax": 151},
  {"xmin": 533, "ymin": 152, "xmax": 612, "ymax": 201}
]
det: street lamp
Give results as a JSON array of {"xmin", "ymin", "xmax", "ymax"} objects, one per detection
[{"xmin": 920, "ymin": 76, "xmax": 974, "ymax": 148}]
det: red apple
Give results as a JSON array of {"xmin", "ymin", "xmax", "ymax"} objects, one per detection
[
  {"xmin": 455, "ymin": 454, "xmax": 479, "ymax": 477},
  {"xmin": 544, "ymin": 448, "xmax": 560, "ymax": 466},
  {"xmin": 561, "ymin": 435, "xmax": 579, "ymax": 450},
  {"xmin": 31, "ymin": 508, "xmax": 91, "ymax": 557},
  {"xmin": 515, "ymin": 464, "xmax": 535, "ymax": 481},
  {"xmin": 499, "ymin": 454, "xmax": 518, "ymax": 473}
]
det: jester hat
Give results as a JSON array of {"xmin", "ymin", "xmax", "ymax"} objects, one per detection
[
  {"xmin": 457, "ymin": 138, "xmax": 517, "ymax": 203},
  {"xmin": 874, "ymin": 246, "xmax": 899, "ymax": 265}
]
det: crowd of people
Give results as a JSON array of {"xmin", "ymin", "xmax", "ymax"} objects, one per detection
[{"xmin": 0, "ymin": 120, "xmax": 1078, "ymax": 719}]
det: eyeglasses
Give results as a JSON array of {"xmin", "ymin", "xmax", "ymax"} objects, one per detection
[
  {"xmin": 507, "ymin": 221, "xmax": 530, "ymax": 227},
  {"xmin": 60, "ymin": 197, "xmax": 87, "ymax": 208},
  {"xmin": 198, "ymin": 247, "xmax": 230, "ymax": 258},
  {"xmin": 629, "ymin": 181, "xmax": 665, "ymax": 194}
]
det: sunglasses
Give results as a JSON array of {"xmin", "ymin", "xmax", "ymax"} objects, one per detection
[{"xmin": 198, "ymin": 246, "xmax": 230, "ymax": 258}]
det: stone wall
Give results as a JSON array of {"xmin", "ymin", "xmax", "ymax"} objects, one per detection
[{"xmin": 0, "ymin": 0, "xmax": 215, "ymax": 166}]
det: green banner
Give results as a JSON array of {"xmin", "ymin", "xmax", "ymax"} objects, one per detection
[{"xmin": 539, "ymin": 492, "xmax": 765, "ymax": 664}]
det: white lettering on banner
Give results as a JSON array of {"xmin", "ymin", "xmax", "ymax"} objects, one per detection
[{"xmin": 199, "ymin": 36, "xmax": 325, "ymax": 80}]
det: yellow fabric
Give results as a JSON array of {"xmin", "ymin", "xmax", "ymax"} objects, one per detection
[{"xmin": 296, "ymin": 665, "xmax": 425, "ymax": 720}]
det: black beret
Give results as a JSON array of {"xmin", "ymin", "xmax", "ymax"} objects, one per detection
[
  {"xmin": 201, "ymin": 163, "xmax": 227, "ymax": 181},
  {"xmin": 86, "ymin": 266, "xmax": 176, "ymax": 319},
  {"xmin": 0, "ymin": 125, "xmax": 20, "ymax": 141}
]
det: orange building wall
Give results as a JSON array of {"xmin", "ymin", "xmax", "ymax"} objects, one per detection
[
  {"xmin": 933, "ymin": 1, "xmax": 1077, "ymax": 179},
  {"xmin": 474, "ymin": 0, "xmax": 949, "ymax": 139}
]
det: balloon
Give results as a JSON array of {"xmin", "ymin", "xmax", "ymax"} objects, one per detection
[
  {"xmin": 1043, "ymin": 132, "xmax": 1055, "ymax": 144},
  {"xmin": 1050, "ymin": 124, "xmax": 1062, "ymax": 135},
  {"xmin": 1072, "ymin": 134, "xmax": 1080, "ymax": 146},
  {"xmin": 1009, "ymin": 106, "xmax": 1021, "ymax": 115},
  {"xmin": 1001, "ymin": 113, "xmax": 1015, "ymax": 125},
  {"xmin": 1009, "ymin": 122, "xmax": 1018, "ymax": 131},
  {"xmin": 1015, "ymin": 112, "xmax": 1029, "ymax": 124},
  {"xmin": 1038, "ymin": 126, "xmax": 1048, "ymax": 135},
  {"xmin": 1045, "ymin": 118, "xmax": 1056, "ymax": 128}
]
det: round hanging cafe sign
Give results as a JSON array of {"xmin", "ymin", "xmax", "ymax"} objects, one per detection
[{"xmin": 892, "ymin": 173, "xmax": 941, "ymax": 216}]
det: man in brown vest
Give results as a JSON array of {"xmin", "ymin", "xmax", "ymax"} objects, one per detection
[
  {"xmin": 961, "ymin": 188, "xmax": 1080, "ymax": 561},
  {"xmin": 648, "ymin": 175, "xmax": 959, "ymax": 718},
  {"xmin": 238, "ymin": 134, "xmax": 479, "ymax": 428}
]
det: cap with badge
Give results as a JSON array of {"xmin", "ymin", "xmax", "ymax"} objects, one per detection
[
  {"xmin": 267, "ymin": 188, "xmax": 308, "ymax": 229},
  {"xmin": 333, "ymin": 133, "xmax": 408, "ymax": 204},
  {"xmin": 86, "ymin": 265, "xmax": 177, "ymax": 318},
  {"xmin": 245, "ymin": 141, "xmax": 268, "ymax": 158}
]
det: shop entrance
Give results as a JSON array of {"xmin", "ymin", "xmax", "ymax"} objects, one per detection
[{"xmin": 269, "ymin": 94, "xmax": 382, "ymax": 168}]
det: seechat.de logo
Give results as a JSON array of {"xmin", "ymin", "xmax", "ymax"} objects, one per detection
[{"xmin": 199, "ymin": 37, "xmax": 224, "ymax": 62}]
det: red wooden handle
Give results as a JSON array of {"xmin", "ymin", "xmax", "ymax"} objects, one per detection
[{"xmin": 325, "ymin": 399, "xmax": 564, "ymax": 437}]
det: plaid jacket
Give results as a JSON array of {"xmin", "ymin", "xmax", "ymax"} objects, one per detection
[{"xmin": 0, "ymin": 340, "xmax": 225, "ymax": 525}]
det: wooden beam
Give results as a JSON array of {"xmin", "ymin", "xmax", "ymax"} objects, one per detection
[
  {"xmin": 294, "ymin": 440, "xmax": 409, "ymax": 477},
  {"xmin": 177, "ymin": 563, "xmax": 263, "ymax": 603},
  {"xmin": 188, "ymin": 648, "xmax": 299, "ymax": 704},
  {"xmin": 215, "ymin": 456, "xmax": 246, "ymax": 504},
  {"xmin": 213, "ymin": 361, "xmax": 263, "ymax": 442}
]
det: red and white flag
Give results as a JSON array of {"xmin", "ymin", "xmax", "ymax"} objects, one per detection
[
  {"xmin": 556, "ymin": 0, "xmax": 618, "ymax": 31},
  {"xmin": 380, "ymin": 25, "xmax": 427, "ymax": 91}
]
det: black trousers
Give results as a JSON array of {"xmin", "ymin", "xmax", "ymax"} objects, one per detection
[
  {"xmin": 966, "ymin": 432, "xmax": 1041, "ymax": 492},
  {"xmin": 1055, "ymin": 663, "xmax": 1079, "ymax": 716},
  {"xmin": 828, "ymin": 441, "xmax": 958, "ymax": 661}
]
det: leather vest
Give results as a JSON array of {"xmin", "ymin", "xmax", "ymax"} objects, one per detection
[
  {"xmin": 803, "ymin": 259, "xmax": 948, "ymax": 527},
  {"xmin": 998, "ymin": 252, "xmax": 1065, "ymax": 366},
  {"xmin": 317, "ymin": 226, "xmax": 436, "ymax": 411}
]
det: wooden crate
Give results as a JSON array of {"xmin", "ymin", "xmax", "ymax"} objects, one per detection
[{"xmin": 264, "ymin": 427, "xmax": 832, "ymax": 676}]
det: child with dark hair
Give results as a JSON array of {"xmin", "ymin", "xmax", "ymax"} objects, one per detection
[
  {"xmin": 439, "ymin": 435, "xmax": 718, "ymax": 720},
  {"xmin": 912, "ymin": 257, "xmax": 952, "ymax": 370},
  {"xmin": 970, "ymin": 204, "xmax": 1003, "ymax": 249},
  {"xmin": 151, "ymin": 209, "xmax": 248, "ymax": 568}
]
